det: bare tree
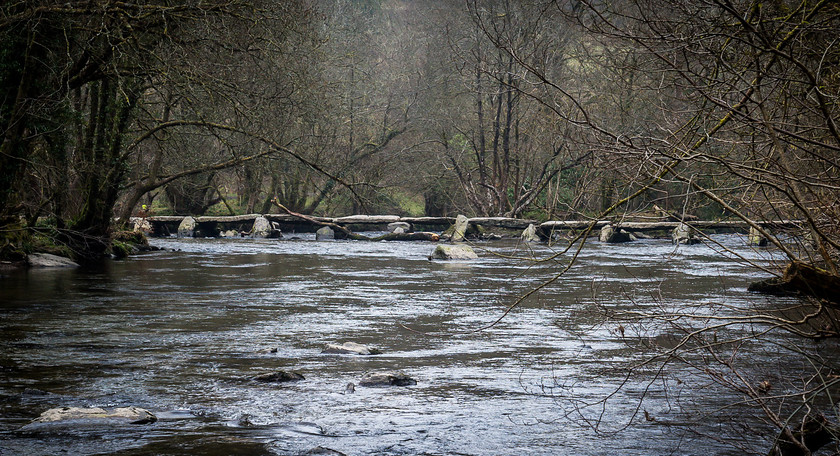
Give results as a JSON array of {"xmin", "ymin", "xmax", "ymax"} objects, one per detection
[
  {"xmin": 467, "ymin": 0, "xmax": 840, "ymax": 453},
  {"xmin": 0, "ymin": 0, "xmax": 344, "ymax": 259}
]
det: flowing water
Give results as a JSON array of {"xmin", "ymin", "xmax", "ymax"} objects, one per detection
[{"xmin": 0, "ymin": 234, "xmax": 828, "ymax": 455}]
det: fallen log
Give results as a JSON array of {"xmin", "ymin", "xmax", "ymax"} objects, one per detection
[
  {"xmin": 271, "ymin": 199, "xmax": 439, "ymax": 242},
  {"xmin": 375, "ymin": 232, "xmax": 440, "ymax": 241}
]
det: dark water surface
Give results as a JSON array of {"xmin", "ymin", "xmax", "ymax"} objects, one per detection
[{"xmin": 0, "ymin": 234, "xmax": 819, "ymax": 455}]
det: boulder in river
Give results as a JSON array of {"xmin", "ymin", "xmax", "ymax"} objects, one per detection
[
  {"xmin": 748, "ymin": 226, "xmax": 768, "ymax": 246},
  {"xmin": 33, "ymin": 406, "xmax": 157, "ymax": 425},
  {"xmin": 253, "ymin": 371, "xmax": 305, "ymax": 383},
  {"xmin": 251, "ymin": 216, "xmax": 282, "ymax": 239},
  {"xmin": 316, "ymin": 226, "xmax": 335, "ymax": 240},
  {"xmin": 429, "ymin": 244, "xmax": 478, "ymax": 260},
  {"xmin": 26, "ymin": 253, "xmax": 79, "ymax": 268},
  {"xmin": 322, "ymin": 342, "xmax": 381, "ymax": 355},
  {"xmin": 358, "ymin": 371, "xmax": 417, "ymax": 387},
  {"xmin": 450, "ymin": 214, "xmax": 470, "ymax": 242},
  {"xmin": 520, "ymin": 224, "xmax": 540, "ymax": 243},
  {"xmin": 387, "ymin": 221, "xmax": 412, "ymax": 234},
  {"xmin": 672, "ymin": 223, "xmax": 700, "ymax": 245},
  {"xmin": 599, "ymin": 224, "xmax": 635, "ymax": 243},
  {"xmin": 177, "ymin": 216, "xmax": 196, "ymax": 238},
  {"xmin": 220, "ymin": 229, "xmax": 240, "ymax": 238}
]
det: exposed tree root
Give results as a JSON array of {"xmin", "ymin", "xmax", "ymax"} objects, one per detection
[{"xmin": 749, "ymin": 262, "xmax": 840, "ymax": 305}]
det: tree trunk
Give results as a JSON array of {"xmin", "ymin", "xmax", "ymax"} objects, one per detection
[{"xmin": 68, "ymin": 79, "xmax": 138, "ymax": 259}]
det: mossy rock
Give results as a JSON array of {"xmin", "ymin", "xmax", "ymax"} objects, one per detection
[
  {"xmin": 110, "ymin": 241, "xmax": 133, "ymax": 259},
  {"xmin": 442, "ymin": 217, "xmax": 482, "ymax": 240},
  {"xmin": 112, "ymin": 230, "xmax": 148, "ymax": 245},
  {"xmin": 110, "ymin": 230, "xmax": 150, "ymax": 258},
  {"xmin": 0, "ymin": 223, "xmax": 29, "ymax": 261}
]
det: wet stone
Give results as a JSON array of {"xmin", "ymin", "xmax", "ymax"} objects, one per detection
[
  {"xmin": 177, "ymin": 216, "xmax": 196, "ymax": 238},
  {"xmin": 521, "ymin": 223, "xmax": 540, "ymax": 243},
  {"xmin": 220, "ymin": 229, "xmax": 240, "ymax": 238},
  {"xmin": 358, "ymin": 371, "xmax": 417, "ymax": 387},
  {"xmin": 748, "ymin": 226, "xmax": 768, "ymax": 246},
  {"xmin": 251, "ymin": 216, "xmax": 281, "ymax": 239},
  {"xmin": 26, "ymin": 253, "xmax": 79, "ymax": 268},
  {"xmin": 315, "ymin": 226, "xmax": 335, "ymax": 240},
  {"xmin": 304, "ymin": 446, "xmax": 347, "ymax": 456},
  {"xmin": 387, "ymin": 221, "xmax": 412, "ymax": 233},
  {"xmin": 672, "ymin": 223, "xmax": 700, "ymax": 245},
  {"xmin": 32, "ymin": 406, "xmax": 157, "ymax": 425},
  {"xmin": 253, "ymin": 371, "xmax": 305, "ymax": 383},
  {"xmin": 322, "ymin": 342, "xmax": 381, "ymax": 355},
  {"xmin": 429, "ymin": 244, "xmax": 478, "ymax": 260},
  {"xmin": 599, "ymin": 224, "xmax": 635, "ymax": 243},
  {"xmin": 450, "ymin": 214, "xmax": 470, "ymax": 242}
]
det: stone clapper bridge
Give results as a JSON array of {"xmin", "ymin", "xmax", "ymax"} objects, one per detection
[{"xmin": 131, "ymin": 213, "xmax": 798, "ymax": 242}]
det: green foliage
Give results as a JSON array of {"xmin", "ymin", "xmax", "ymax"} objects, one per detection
[
  {"xmin": 392, "ymin": 191, "xmax": 424, "ymax": 217},
  {"xmin": 448, "ymin": 133, "xmax": 473, "ymax": 154},
  {"xmin": 0, "ymin": 220, "xmax": 29, "ymax": 261},
  {"xmin": 0, "ymin": 221, "xmax": 74, "ymax": 262},
  {"xmin": 520, "ymin": 208, "xmax": 550, "ymax": 222},
  {"xmin": 110, "ymin": 241, "xmax": 132, "ymax": 259}
]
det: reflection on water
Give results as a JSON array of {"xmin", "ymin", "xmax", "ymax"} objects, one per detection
[{"xmin": 0, "ymin": 235, "xmax": 822, "ymax": 455}]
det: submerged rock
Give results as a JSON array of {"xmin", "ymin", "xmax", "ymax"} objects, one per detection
[
  {"xmin": 316, "ymin": 226, "xmax": 335, "ymax": 240},
  {"xmin": 358, "ymin": 371, "xmax": 417, "ymax": 387},
  {"xmin": 429, "ymin": 244, "xmax": 478, "ymax": 260},
  {"xmin": 177, "ymin": 216, "xmax": 196, "ymax": 238},
  {"xmin": 322, "ymin": 342, "xmax": 381, "ymax": 355},
  {"xmin": 26, "ymin": 253, "xmax": 79, "ymax": 268},
  {"xmin": 32, "ymin": 406, "xmax": 157, "ymax": 425},
  {"xmin": 304, "ymin": 447, "xmax": 347, "ymax": 456},
  {"xmin": 253, "ymin": 371, "xmax": 305, "ymax": 383}
]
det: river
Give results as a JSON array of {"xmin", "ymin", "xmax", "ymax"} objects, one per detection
[{"xmin": 0, "ymin": 234, "xmax": 827, "ymax": 455}]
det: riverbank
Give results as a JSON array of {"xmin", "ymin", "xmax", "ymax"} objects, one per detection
[{"xmin": 0, "ymin": 229, "xmax": 158, "ymax": 271}]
